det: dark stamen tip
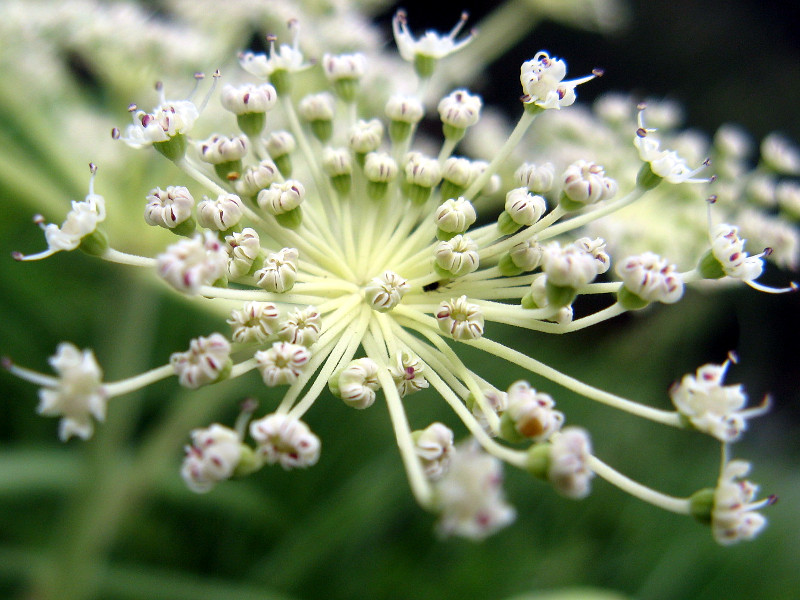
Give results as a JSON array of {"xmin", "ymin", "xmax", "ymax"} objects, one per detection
[
  {"xmin": 767, "ymin": 494, "xmax": 778, "ymax": 506},
  {"xmin": 707, "ymin": 195, "xmax": 718, "ymax": 204},
  {"xmin": 762, "ymin": 247, "xmax": 773, "ymax": 257},
  {"xmin": 11, "ymin": 251, "xmax": 24, "ymax": 261},
  {"xmin": 111, "ymin": 128, "xmax": 120, "ymax": 139},
  {"xmin": 89, "ymin": 162, "xmax": 97, "ymax": 175},
  {"xmin": 637, "ymin": 102, "xmax": 647, "ymax": 111},
  {"xmin": 592, "ymin": 68, "xmax": 604, "ymax": 77},
  {"xmin": 1, "ymin": 356, "xmax": 13, "ymax": 370},
  {"xmin": 636, "ymin": 127, "xmax": 648, "ymax": 138}
]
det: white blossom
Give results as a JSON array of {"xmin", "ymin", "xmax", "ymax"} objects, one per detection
[
  {"xmin": 157, "ymin": 231, "xmax": 228, "ymax": 294},
  {"xmin": 198, "ymin": 134, "xmax": 247, "ymax": 165},
  {"xmin": 121, "ymin": 99, "xmax": 198, "ymax": 148},
  {"xmin": 436, "ymin": 296, "xmax": 484, "ymax": 340},
  {"xmin": 505, "ymin": 381, "xmax": 564, "ymax": 442},
  {"xmin": 710, "ymin": 224, "xmax": 764, "ymax": 283},
  {"xmin": 712, "ymin": 460, "xmax": 771, "ymax": 545},
  {"xmin": 634, "ymin": 107, "xmax": 709, "ymax": 184},
  {"xmin": 365, "ymin": 271, "xmax": 409, "ymax": 312},
  {"xmin": 434, "ymin": 441, "xmax": 515, "ymax": 540},
  {"xmin": 181, "ymin": 424, "xmax": 242, "ymax": 493},
  {"xmin": 435, "ymin": 197, "xmax": 477, "ymax": 234},
  {"xmin": 562, "ymin": 159, "xmax": 617, "ymax": 205},
  {"xmin": 36, "ymin": 343, "xmax": 106, "ymax": 441},
  {"xmin": 220, "ymin": 82, "xmax": 277, "ymax": 115},
  {"xmin": 541, "ymin": 241, "xmax": 601, "ymax": 288},
  {"xmin": 144, "ymin": 186, "xmax": 193, "ymax": 229},
  {"xmin": 196, "ymin": 193, "xmax": 244, "ymax": 230},
  {"xmin": 224, "ymin": 227, "xmax": 261, "ymax": 279},
  {"xmin": 335, "ymin": 358, "xmax": 380, "ymax": 409},
  {"xmin": 548, "ymin": 427, "xmax": 594, "ymax": 499},
  {"xmin": 385, "ymin": 94, "xmax": 424, "ymax": 124},
  {"xmin": 389, "ymin": 350, "xmax": 429, "ymax": 397},
  {"xmin": 616, "ymin": 252, "xmax": 684, "ymax": 304},
  {"xmin": 413, "ymin": 423, "xmax": 454, "ymax": 480},
  {"xmin": 249, "ymin": 413, "xmax": 320, "ymax": 469},
  {"xmin": 435, "ymin": 235, "xmax": 479, "ymax": 277},
  {"xmin": 438, "ymin": 89, "xmax": 482, "ymax": 129},
  {"xmin": 255, "ymin": 342, "xmax": 312, "ymax": 387},
  {"xmin": 516, "ymin": 162, "xmax": 555, "ymax": 193},
  {"xmin": 505, "ymin": 188, "xmax": 546, "ymax": 226},
  {"xmin": 520, "ymin": 51, "xmax": 597, "ymax": 110},
  {"xmin": 278, "ymin": 306, "xmax": 322, "ymax": 346},
  {"xmin": 170, "ymin": 333, "xmax": 231, "ymax": 389},
  {"xmin": 257, "ymin": 181, "xmax": 305, "ymax": 216},
  {"xmin": 255, "ymin": 247, "xmax": 299, "ymax": 293},
  {"xmin": 227, "ymin": 302, "xmax": 280, "ymax": 344},
  {"xmin": 392, "ymin": 10, "xmax": 473, "ymax": 63},
  {"xmin": 670, "ymin": 357, "xmax": 768, "ymax": 442}
]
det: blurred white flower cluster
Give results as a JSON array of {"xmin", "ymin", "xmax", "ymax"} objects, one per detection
[{"xmin": 4, "ymin": 0, "xmax": 795, "ymax": 545}]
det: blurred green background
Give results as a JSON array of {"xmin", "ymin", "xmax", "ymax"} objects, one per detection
[{"xmin": 1, "ymin": 1, "xmax": 798, "ymax": 599}]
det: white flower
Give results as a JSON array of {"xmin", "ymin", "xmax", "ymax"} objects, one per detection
[
  {"xmin": 634, "ymin": 107, "xmax": 709, "ymax": 184},
  {"xmin": 334, "ymin": 358, "xmax": 380, "ymax": 409},
  {"xmin": 760, "ymin": 133, "xmax": 800, "ymax": 175},
  {"xmin": 435, "ymin": 235, "xmax": 479, "ymax": 277},
  {"xmin": 224, "ymin": 227, "xmax": 261, "ymax": 279},
  {"xmin": 365, "ymin": 271, "xmax": 409, "ymax": 312},
  {"xmin": 670, "ymin": 357, "xmax": 768, "ymax": 442},
  {"xmin": 157, "ymin": 231, "xmax": 228, "ymax": 294},
  {"xmin": 170, "ymin": 333, "xmax": 231, "ymax": 389},
  {"xmin": 435, "ymin": 197, "xmax": 477, "ymax": 234},
  {"xmin": 548, "ymin": 427, "xmax": 594, "ymax": 499},
  {"xmin": 278, "ymin": 306, "xmax": 322, "ymax": 346},
  {"xmin": 196, "ymin": 193, "xmax": 244, "ymax": 231},
  {"xmin": 504, "ymin": 381, "xmax": 564, "ymax": 442},
  {"xmin": 257, "ymin": 181, "xmax": 305, "ymax": 216},
  {"xmin": 712, "ymin": 460, "xmax": 772, "ymax": 545},
  {"xmin": 220, "ymin": 83, "xmax": 277, "ymax": 115},
  {"xmin": 516, "ymin": 162, "xmax": 555, "ymax": 193},
  {"xmin": 470, "ymin": 388, "xmax": 508, "ymax": 434},
  {"xmin": 389, "ymin": 350, "xmax": 429, "ymax": 397},
  {"xmin": 392, "ymin": 10, "xmax": 473, "ymax": 64},
  {"xmin": 438, "ymin": 89, "xmax": 482, "ymax": 129},
  {"xmin": 238, "ymin": 23, "xmax": 308, "ymax": 80},
  {"xmin": 255, "ymin": 247, "xmax": 299, "ymax": 293},
  {"xmin": 144, "ymin": 186, "xmax": 194, "ymax": 229},
  {"xmin": 36, "ymin": 343, "xmax": 106, "ymax": 441},
  {"xmin": 562, "ymin": 160, "xmax": 617, "ymax": 205},
  {"xmin": 249, "ymin": 413, "xmax": 320, "ymax": 470},
  {"xmin": 227, "ymin": 301, "xmax": 280, "ymax": 344},
  {"xmin": 322, "ymin": 52, "xmax": 367, "ymax": 82},
  {"xmin": 405, "ymin": 152, "xmax": 443, "ymax": 188},
  {"xmin": 541, "ymin": 241, "xmax": 601, "ymax": 288},
  {"xmin": 298, "ymin": 92, "xmax": 335, "ymax": 122},
  {"xmin": 198, "ymin": 134, "xmax": 248, "ymax": 165},
  {"xmin": 17, "ymin": 171, "xmax": 106, "ymax": 261},
  {"xmin": 509, "ymin": 240, "xmax": 544, "ymax": 272},
  {"xmin": 436, "ymin": 296, "xmax": 484, "ymax": 340},
  {"xmin": 255, "ymin": 342, "xmax": 312, "ymax": 387},
  {"xmin": 710, "ymin": 224, "xmax": 765, "ymax": 283},
  {"xmin": 348, "ymin": 119, "xmax": 384, "ymax": 154},
  {"xmin": 181, "ymin": 424, "xmax": 242, "ymax": 493},
  {"xmin": 385, "ymin": 94, "xmax": 424, "ymax": 124},
  {"xmin": 434, "ymin": 441, "xmax": 515, "ymax": 540},
  {"xmin": 616, "ymin": 252, "xmax": 684, "ymax": 304},
  {"xmin": 121, "ymin": 99, "xmax": 199, "ymax": 148},
  {"xmin": 520, "ymin": 51, "xmax": 598, "ymax": 110},
  {"xmin": 235, "ymin": 159, "xmax": 280, "ymax": 196},
  {"xmin": 413, "ymin": 423, "xmax": 454, "ymax": 480},
  {"xmin": 505, "ymin": 188, "xmax": 546, "ymax": 226}
]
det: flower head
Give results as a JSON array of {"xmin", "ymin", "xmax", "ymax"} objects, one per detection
[
  {"xmin": 392, "ymin": 10, "xmax": 473, "ymax": 66},
  {"xmin": 712, "ymin": 460, "xmax": 772, "ymax": 545},
  {"xmin": 35, "ymin": 343, "xmax": 106, "ymax": 441},
  {"xmin": 670, "ymin": 355, "xmax": 768, "ymax": 442},
  {"xmin": 181, "ymin": 424, "xmax": 242, "ymax": 493},
  {"xmin": 520, "ymin": 51, "xmax": 599, "ymax": 110},
  {"xmin": 249, "ymin": 413, "xmax": 320, "ymax": 469}
]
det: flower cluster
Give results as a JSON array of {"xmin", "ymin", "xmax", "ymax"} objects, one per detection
[{"xmin": 6, "ymin": 9, "xmax": 794, "ymax": 546}]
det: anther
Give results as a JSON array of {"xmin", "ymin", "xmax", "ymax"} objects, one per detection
[
  {"xmin": 11, "ymin": 251, "xmax": 23, "ymax": 261},
  {"xmin": 1, "ymin": 356, "xmax": 12, "ymax": 370},
  {"xmin": 636, "ymin": 128, "xmax": 648, "ymax": 137},
  {"xmin": 707, "ymin": 195, "xmax": 718, "ymax": 204},
  {"xmin": 111, "ymin": 128, "xmax": 120, "ymax": 139},
  {"xmin": 592, "ymin": 68, "xmax": 604, "ymax": 77},
  {"xmin": 637, "ymin": 102, "xmax": 647, "ymax": 111},
  {"xmin": 194, "ymin": 72, "xmax": 205, "ymax": 80},
  {"xmin": 88, "ymin": 162, "xmax": 97, "ymax": 175},
  {"xmin": 726, "ymin": 350, "xmax": 738, "ymax": 364},
  {"xmin": 767, "ymin": 494, "xmax": 778, "ymax": 506},
  {"xmin": 127, "ymin": 103, "xmax": 137, "ymax": 112},
  {"xmin": 155, "ymin": 81, "xmax": 163, "ymax": 92}
]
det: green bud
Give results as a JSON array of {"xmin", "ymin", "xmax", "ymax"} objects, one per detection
[
  {"xmin": 545, "ymin": 282, "xmax": 577, "ymax": 308},
  {"xmin": 689, "ymin": 487, "xmax": 716, "ymax": 524},
  {"xmin": 236, "ymin": 112, "xmax": 266, "ymax": 137},
  {"xmin": 153, "ymin": 133, "xmax": 187, "ymax": 162},
  {"xmin": 310, "ymin": 119, "xmax": 333, "ymax": 143},
  {"xmin": 617, "ymin": 286, "xmax": 651, "ymax": 311},
  {"xmin": 414, "ymin": 54, "xmax": 437, "ymax": 79},
  {"xmin": 274, "ymin": 154, "xmax": 293, "ymax": 178},
  {"xmin": 269, "ymin": 69, "xmax": 291, "ymax": 95},
  {"xmin": 499, "ymin": 412, "xmax": 525, "ymax": 443},
  {"xmin": 498, "ymin": 253, "xmax": 524, "ymax": 277},
  {"xmin": 497, "ymin": 211, "xmax": 522, "ymax": 235},
  {"xmin": 367, "ymin": 181, "xmax": 389, "ymax": 201},
  {"xmin": 439, "ymin": 180, "xmax": 466, "ymax": 202},
  {"xmin": 331, "ymin": 174, "xmax": 352, "ymax": 195},
  {"xmin": 214, "ymin": 159, "xmax": 243, "ymax": 182},
  {"xmin": 442, "ymin": 123, "xmax": 466, "ymax": 143},
  {"xmin": 697, "ymin": 250, "xmax": 726, "ymax": 279},
  {"xmin": 525, "ymin": 443, "xmax": 551, "ymax": 480},
  {"xmin": 558, "ymin": 191, "xmax": 587, "ymax": 213},
  {"xmin": 172, "ymin": 216, "xmax": 197, "ymax": 238},
  {"xmin": 389, "ymin": 120, "xmax": 412, "ymax": 143},
  {"xmin": 520, "ymin": 292, "xmax": 538, "ymax": 309},
  {"xmin": 436, "ymin": 228, "xmax": 458, "ymax": 241},
  {"xmin": 275, "ymin": 206, "xmax": 303, "ymax": 229},
  {"xmin": 327, "ymin": 368, "xmax": 343, "ymax": 398},
  {"xmin": 407, "ymin": 183, "xmax": 432, "ymax": 205},
  {"xmin": 636, "ymin": 163, "xmax": 663, "ymax": 190},
  {"xmin": 233, "ymin": 444, "xmax": 261, "ymax": 477},
  {"xmin": 333, "ymin": 78, "xmax": 359, "ymax": 103},
  {"xmin": 78, "ymin": 228, "xmax": 109, "ymax": 257}
]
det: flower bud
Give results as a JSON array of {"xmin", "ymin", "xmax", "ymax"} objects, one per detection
[
  {"xmin": 171, "ymin": 333, "xmax": 232, "ymax": 389},
  {"xmin": 227, "ymin": 301, "xmax": 280, "ymax": 344},
  {"xmin": 389, "ymin": 350, "xmax": 429, "ymax": 396},
  {"xmin": 435, "ymin": 197, "xmax": 476, "ymax": 235},
  {"xmin": 197, "ymin": 193, "xmax": 244, "ymax": 231},
  {"xmin": 515, "ymin": 162, "xmax": 555, "ymax": 193},
  {"xmin": 278, "ymin": 306, "xmax": 321, "ymax": 346},
  {"xmin": 249, "ymin": 413, "xmax": 320, "ymax": 469},
  {"xmin": 365, "ymin": 271, "xmax": 409, "ymax": 312},
  {"xmin": 255, "ymin": 342, "xmax": 312, "ymax": 386},
  {"xmin": 413, "ymin": 422, "xmax": 454, "ymax": 480},
  {"xmin": 333, "ymin": 357, "xmax": 380, "ymax": 409},
  {"xmin": 224, "ymin": 227, "xmax": 261, "ymax": 279},
  {"xmin": 504, "ymin": 187, "xmax": 546, "ymax": 226},
  {"xmin": 255, "ymin": 247, "xmax": 299, "ymax": 293},
  {"xmin": 144, "ymin": 186, "xmax": 195, "ymax": 231},
  {"xmin": 436, "ymin": 296, "xmax": 484, "ymax": 340},
  {"xmin": 181, "ymin": 424, "xmax": 242, "ymax": 493},
  {"xmin": 435, "ymin": 234, "xmax": 479, "ymax": 277},
  {"xmin": 258, "ymin": 180, "xmax": 305, "ymax": 216}
]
